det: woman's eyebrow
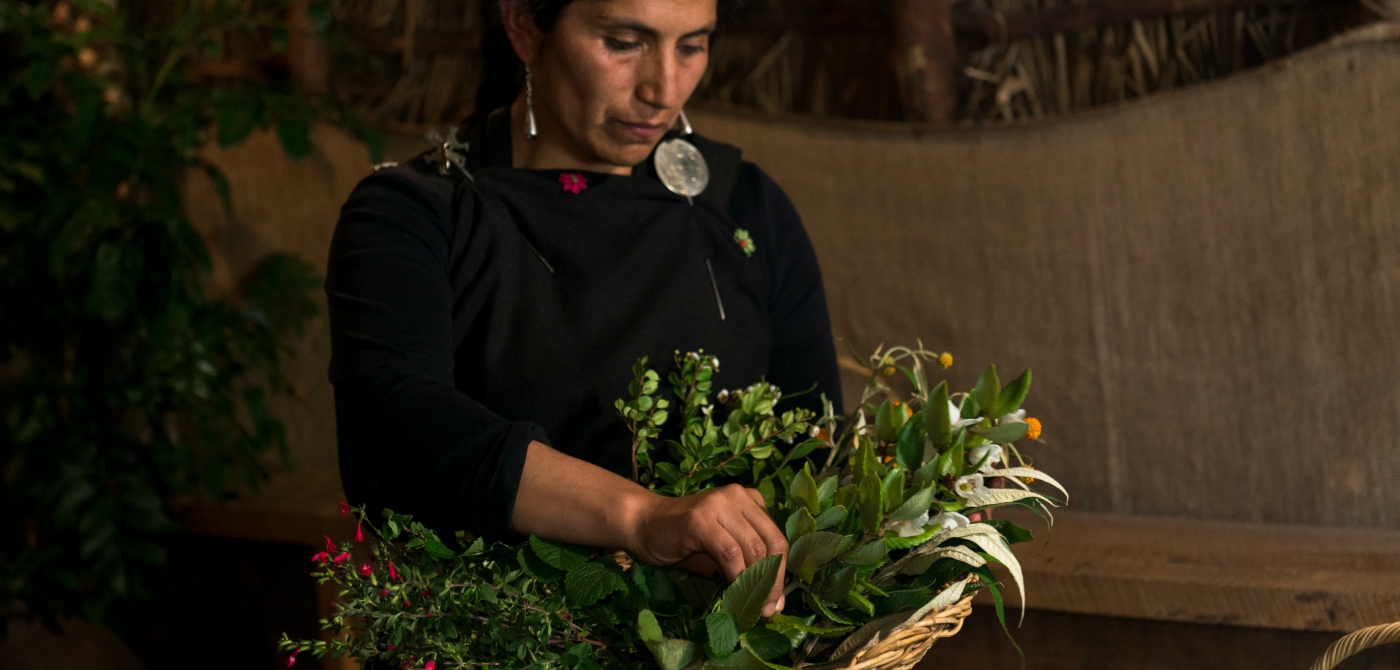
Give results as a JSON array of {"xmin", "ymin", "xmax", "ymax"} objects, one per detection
[{"xmin": 595, "ymin": 18, "xmax": 716, "ymax": 40}]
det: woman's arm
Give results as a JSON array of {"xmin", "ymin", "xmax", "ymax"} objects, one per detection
[{"xmin": 513, "ymin": 441, "xmax": 788, "ymax": 616}]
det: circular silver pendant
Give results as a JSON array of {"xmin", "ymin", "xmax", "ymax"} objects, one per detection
[{"xmin": 654, "ymin": 138, "xmax": 709, "ymax": 198}]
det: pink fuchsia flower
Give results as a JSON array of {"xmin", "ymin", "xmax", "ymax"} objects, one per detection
[
  {"xmin": 426, "ymin": 662, "xmax": 436, "ymax": 670},
  {"xmin": 558, "ymin": 172, "xmax": 587, "ymax": 194},
  {"xmin": 388, "ymin": 561, "xmax": 400, "ymax": 580},
  {"xmin": 324, "ymin": 536, "xmax": 336, "ymax": 553},
  {"xmin": 310, "ymin": 551, "xmax": 330, "ymax": 563},
  {"xmin": 355, "ymin": 520, "xmax": 364, "ymax": 543},
  {"xmin": 386, "ymin": 644, "xmax": 396, "ymax": 651},
  {"xmin": 332, "ymin": 552, "xmax": 350, "ymax": 564},
  {"xmin": 338, "ymin": 501, "xmax": 351, "ymax": 518},
  {"xmin": 381, "ymin": 589, "xmax": 390, "ymax": 597},
  {"xmin": 286, "ymin": 652, "xmax": 298, "ymax": 666},
  {"xmin": 359, "ymin": 563, "xmax": 373, "ymax": 577},
  {"xmin": 421, "ymin": 589, "xmax": 431, "ymax": 596},
  {"xmin": 403, "ymin": 597, "xmax": 411, "ymax": 608}
]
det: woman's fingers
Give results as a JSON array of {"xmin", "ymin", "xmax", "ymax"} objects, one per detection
[
  {"xmin": 738, "ymin": 495, "xmax": 789, "ymax": 616},
  {"xmin": 678, "ymin": 553, "xmax": 721, "ymax": 578}
]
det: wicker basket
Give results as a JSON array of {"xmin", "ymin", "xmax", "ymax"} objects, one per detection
[
  {"xmin": 837, "ymin": 596, "xmax": 976, "ymax": 670},
  {"xmin": 1309, "ymin": 622, "xmax": 1400, "ymax": 670}
]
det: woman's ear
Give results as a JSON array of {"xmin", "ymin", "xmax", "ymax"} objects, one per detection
[{"xmin": 500, "ymin": 0, "xmax": 543, "ymax": 66}]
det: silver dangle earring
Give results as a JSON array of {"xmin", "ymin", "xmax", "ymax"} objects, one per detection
[
  {"xmin": 679, "ymin": 109, "xmax": 693, "ymax": 135},
  {"xmin": 525, "ymin": 65, "xmax": 539, "ymax": 140}
]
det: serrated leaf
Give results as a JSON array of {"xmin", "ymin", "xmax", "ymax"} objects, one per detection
[
  {"xmin": 812, "ymin": 505, "xmax": 846, "ymax": 531},
  {"xmin": 858, "ymin": 470, "xmax": 883, "ymax": 535},
  {"xmin": 987, "ymin": 519, "xmax": 1035, "ymax": 545},
  {"xmin": 937, "ymin": 528, "xmax": 1025, "ymax": 621},
  {"xmin": 565, "ymin": 562, "xmax": 626, "ymax": 607},
  {"xmin": 935, "ymin": 442, "xmax": 963, "ymax": 478},
  {"xmin": 741, "ymin": 624, "xmax": 792, "ymax": 661},
  {"xmin": 785, "ymin": 507, "xmax": 816, "ymax": 543},
  {"xmin": 784, "ymin": 438, "xmax": 826, "ymax": 465},
  {"xmin": 722, "ymin": 554, "xmax": 783, "ymax": 632},
  {"xmin": 895, "ymin": 418, "xmax": 926, "ymax": 472},
  {"xmin": 881, "ymin": 468, "xmax": 904, "ymax": 513},
  {"xmin": 518, "ymin": 546, "xmax": 565, "ymax": 580},
  {"xmin": 788, "ymin": 531, "xmax": 843, "ymax": 582},
  {"xmin": 649, "ymin": 639, "xmax": 701, "ymax": 670},
  {"xmin": 639, "ymin": 610, "xmax": 663, "ymax": 642},
  {"xmin": 972, "ymin": 422, "xmax": 1029, "ymax": 444},
  {"xmin": 818, "ymin": 564, "xmax": 857, "ymax": 602},
  {"xmin": 706, "ymin": 611, "xmax": 739, "ymax": 658},
  {"xmin": 791, "ymin": 465, "xmax": 820, "ymax": 516},
  {"xmin": 899, "ymin": 545, "xmax": 985, "ymax": 576},
  {"xmin": 770, "ymin": 613, "xmax": 852, "ymax": 637},
  {"xmin": 841, "ymin": 539, "xmax": 887, "ymax": 566},
  {"xmin": 816, "ymin": 476, "xmax": 839, "ymax": 503},
  {"xmin": 424, "ymin": 540, "xmax": 455, "ymax": 560},
  {"xmin": 887, "ymin": 486, "xmax": 937, "ymax": 523},
  {"xmin": 531, "ymin": 536, "xmax": 590, "ymax": 571},
  {"xmin": 704, "ymin": 648, "xmax": 769, "ymax": 670}
]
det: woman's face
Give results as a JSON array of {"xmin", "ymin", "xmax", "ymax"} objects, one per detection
[{"xmin": 505, "ymin": 0, "xmax": 717, "ymax": 170}]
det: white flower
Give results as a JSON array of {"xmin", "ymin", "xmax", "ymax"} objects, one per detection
[
  {"xmin": 701, "ymin": 405, "xmax": 713, "ymax": 418},
  {"xmin": 968, "ymin": 444, "xmax": 1003, "ymax": 473},
  {"xmin": 948, "ymin": 401, "xmax": 981, "ymax": 429},
  {"xmin": 890, "ymin": 511, "xmax": 930, "ymax": 538},
  {"xmin": 999, "ymin": 409, "xmax": 1026, "ymax": 424},
  {"xmin": 954, "ymin": 474, "xmax": 990, "ymax": 500},
  {"xmin": 928, "ymin": 511, "xmax": 970, "ymax": 535},
  {"xmin": 712, "ymin": 357, "xmax": 720, "ymax": 369},
  {"xmin": 717, "ymin": 389, "xmax": 729, "ymax": 403},
  {"xmin": 809, "ymin": 425, "xmax": 821, "ymax": 437}
]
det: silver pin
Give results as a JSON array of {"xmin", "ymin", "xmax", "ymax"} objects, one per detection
[
  {"xmin": 679, "ymin": 109, "xmax": 693, "ymax": 135},
  {"xmin": 424, "ymin": 127, "xmax": 472, "ymax": 180}
]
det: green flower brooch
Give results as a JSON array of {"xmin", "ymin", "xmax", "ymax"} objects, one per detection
[{"xmin": 733, "ymin": 228, "xmax": 756, "ymax": 257}]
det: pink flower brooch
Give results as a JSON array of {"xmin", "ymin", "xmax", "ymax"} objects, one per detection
[
  {"xmin": 559, "ymin": 172, "xmax": 588, "ymax": 194},
  {"xmin": 733, "ymin": 228, "xmax": 756, "ymax": 257}
]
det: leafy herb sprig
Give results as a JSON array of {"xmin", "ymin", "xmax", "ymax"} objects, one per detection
[{"xmin": 282, "ymin": 347, "xmax": 1066, "ymax": 669}]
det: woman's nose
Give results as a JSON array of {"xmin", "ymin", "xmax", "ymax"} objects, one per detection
[{"xmin": 635, "ymin": 48, "xmax": 680, "ymax": 111}]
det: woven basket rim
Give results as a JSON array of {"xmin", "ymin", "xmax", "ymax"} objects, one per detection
[{"xmin": 838, "ymin": 595, "xmax": 976, "ymax": 670}]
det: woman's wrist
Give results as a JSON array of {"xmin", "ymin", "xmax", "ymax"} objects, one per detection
[{"xmin": 614, "ymin": 486, "xmax": 662, "ymax": 554}]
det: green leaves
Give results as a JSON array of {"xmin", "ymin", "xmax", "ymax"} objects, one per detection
[
  {"xmin": 972, "ymin": 365, "xmax": 1001, "ymax": 417},
  {"xmin": 791, "ymin": 465, "xmax": 821, "ymax": 517},
  {"xmin": 722, "ymin": 554, "xmax": 783, "ymax": 632},
  {"xmin": 564, "ymin": 562, "xmax": 626, "ymax": 607},
  {"xmin": 924, "ymin": 381, "xmax": 952, "ymax": 447},
  {"xmin": 706, "ymin": 611, "xmax": 739, "ymax": 657},
  {"xmin": 788, "ymin": 531, "xmax": 844, "ymax": 582},
  {"xmin": 998, "ymin": 370, "xmax": 1032, "ymax": 416},
  {"xmin": 741, "ymin": 624, "xmax": 793, "ymax": 660},
  {"xmin": 972, "ymin": 421, "xmax": 1029, "ymax": 444},
  {"xmin": 530, "ymin": 536, "xmax": 590, "ymax": 571},
  {"xmin": 887, "ymin": 486, "xmax": 937, "ymax": 523}
]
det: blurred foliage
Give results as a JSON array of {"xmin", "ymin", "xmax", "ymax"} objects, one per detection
[{"xmin": 0, "ymin": 0, "xmax": 374, "ymax": 624}]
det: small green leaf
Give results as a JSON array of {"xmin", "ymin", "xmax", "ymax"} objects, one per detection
[
  {"xmin": 639, "ymin": 610, "xmax": 663, "ymax": 642},
  {"xmin": 858, "ymin": 469, "xmax": 884, "ymax": 535},
  {"xmin": 276, "ymin": 118, "xmax": 313, "ymax": 161},
  {"xmin": 881, "ymin": 468, "xmax": 904, "ymax": 513},
  {"xmin": 972, "ymin": 365, "xmax": 1001, "ymax": 417},
  {"xmin": 785, "ymin": 507, "xmax": 816, "ymax": 543},
  {"xmin": 935, "ymin": 442, "xmax": 964, "ymax": 478},
  {"xmin": 841, "ymin": 539, "xmax": 887, "ymax": 566},
  {"xmin": 895, "ymin": 418, "xmax": 926, "ymax": 472},
  {"xmin": 791, "ymin": 465, "xmax": 820, "ymax": 516},
  {"xmin": 783, "ymin": 438, "xmax": 826, "ymax": 466},
  {"xmin": 816, "ymin": 476, "xmax": 839, "ymax": 503},
  {"xmin": 923, "ymin": 382, "xmax": 952, "ymax": 447},
  {"xmin": 987, "ymin": 519, "xmax": 1035, "ymax": 545},
  {"xmin": 812, "ymin": 505, "xmax": 846, "ymax": 531},
  {"xmin": 530, "ymin": 535, "xmax": 590, "ymax": 571},
  {"xmin": 740, "ymin": 624, "xmax": 793, "ymax": 661},
  {"xmin": 888, "ymin": 486, "xmax": 937, "ymax": 523},
  {"xmin": 705, "ymin": 611, "xmax": 739, "ymax": 658},
  {"xmin": 788, "ymin": 531, "xmax": 844, "ymax": 582},
  {"xmin": 997, "ymin": 370, "xmax": 1032, "ymax": 416},
  {"xmin": 648, "ymin": 639, "xmax": 701, "ymax": 670},
  {"xmin": 518, "ymin": 546, "xmax": 564, "ymax": 580},
  {"xmin": 703, "ymin": 648, "xmax": 769, "ymax": 670},
  {"xmin": 721, "ymin": 554, "xmax": 783, "ymax": 632},
  {"xmin": 565, "ymin": 562, "xmax": 626, "ymax": 607},
  {"xmin": 423, "ymin": 540, "xmax": 455, "ymax": 560},
  {"xmin": 846, "ymin": 591, "xmax": 875, "ymax": 617},
  {"xmin": 874, "ymin": 399, "xmax": 908, "ymax": 443}
]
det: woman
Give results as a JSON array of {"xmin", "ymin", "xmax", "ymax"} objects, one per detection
[{"xmin": 326, "ymin": 0, "xmax": 841, "ymax": 620}]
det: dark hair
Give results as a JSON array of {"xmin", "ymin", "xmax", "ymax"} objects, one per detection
[{"xmin": 469, "ymin": 0, "xmax": 744, "ymax": 128}]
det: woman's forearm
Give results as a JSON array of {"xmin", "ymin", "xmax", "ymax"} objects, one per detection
[{"xmin": 511, "ymin": 440, "xmax": 657, "ymax": 548}]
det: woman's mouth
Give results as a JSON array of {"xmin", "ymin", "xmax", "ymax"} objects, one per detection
[{"xmin": 614, "ymin": 119, "xmax": 666, "ymax": 140}]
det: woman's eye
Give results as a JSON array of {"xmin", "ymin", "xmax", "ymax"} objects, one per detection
[
  {"xmin": 679, "ymin": 44, "xmax": 707, "ymax": 57},
  {"xmin": 604, "ymin": 37, "xmax": 641, "ymax": 52}
]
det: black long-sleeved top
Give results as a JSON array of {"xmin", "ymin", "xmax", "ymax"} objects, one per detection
[{"xmin": 326, "ymin": 110, "xmax": 841, "ymax": 543}]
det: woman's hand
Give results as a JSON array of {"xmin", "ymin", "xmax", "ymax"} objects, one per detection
[
  {"xmin": 512, "ymin": 443, "xmax": 787, "ymax": 616},
  {"xmin": 627, "ymin": 484, "xmax": 788, "ymax": 617}
]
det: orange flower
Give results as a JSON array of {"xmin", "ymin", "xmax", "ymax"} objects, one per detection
[{"xmin": 1025, "ymin": 417, "xmax": 1042, "ymax": 440}]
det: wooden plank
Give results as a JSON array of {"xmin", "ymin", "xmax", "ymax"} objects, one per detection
[
  {"xmin": 977, "ymin": 510, "xmax": 1400, "ymax": 633},
  {"xmin": 891, "ymin": 0, "xmax": 960, "ymax": 122},
  {"xmin": 949, "ymin": 0, "xmax": 1343, "ymax": 42}
]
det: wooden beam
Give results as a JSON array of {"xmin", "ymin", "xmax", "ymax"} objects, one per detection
[
  {"xmin": 951, "ymin": 0, "xmax": 1341, "ymax": 42},
  {"xmin": 891, "ymin": 0, "xmax": 960, "ymax": 122},
  {"xmin": 978, "ymin": 509, "xmax": 1400, "ymax": 633}
]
